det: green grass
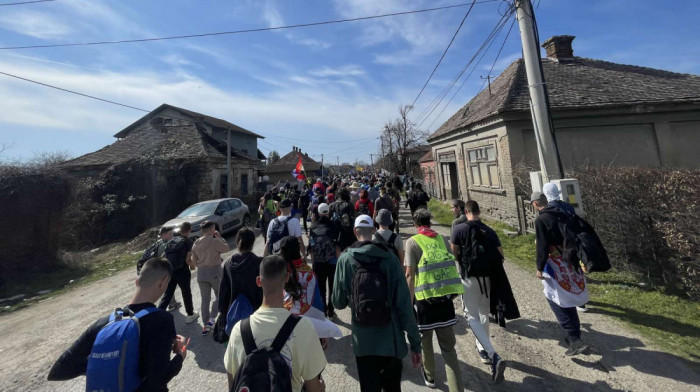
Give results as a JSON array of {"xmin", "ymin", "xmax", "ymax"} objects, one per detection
[
  {"xmin": 1, "ymin": 248, "xmax": 139, "ymax": 313},
  {"xmin": 427, "ymin": 199, "xmax": 700, "ymax": 363}
]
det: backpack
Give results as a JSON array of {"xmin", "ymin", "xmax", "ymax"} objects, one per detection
[
  {"xmin": 373, "ymin": 232, "xmax": 399, "ymax": 259},
  {"xmin": 553, "ymin": 211, "xmax": 611, "ymax": 273},
  {"xmin": 267, "ymin": 218, "xmax": 290, "ymax": 254},
  {"xmin": 136, "ymin": 239, "xmax": 163, "ymax": 274},
  {"xmin": 357, "ymin": 201, "xmax": 371, "ymax": 216},
  {"xmin": 86, "ymin": 307, "xmax": 159, "ymax": 392},
  {"xmin": 352, "ymin": 257, "xmax": 391, "ymax": 326},
  {"xmin": 226, "ymin": 294, "xmax": 254, "ymax": 336},
  {"xmin": 331, "ymin": 202, "xmax": 353, "ymax": 231},
  {"xmin": 310, "ymin": 228, "xmax": 336, "ymax": 264},
  {"xmin": 165, "ymin": 236, "xmax": 188, "ymax": 270},
  {"xmin": 231, "ymin": 315, "xmax": 301, "ymax": 392},
  {"xmin": 460, "ymin": 222, "xmax": 502, "ymax": 278}
]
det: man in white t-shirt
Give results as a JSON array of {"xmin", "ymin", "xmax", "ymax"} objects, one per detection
[
  {"xmin": 373, "ymin": 209, "xmax": 405, "ymax": 265},
  {"xmin": 224, "ymin": 255, "xmax": 326, "ymax": 392},
  {"xmin": 264, "ymin": 198, "xmax": 306, "ymax": 258}
]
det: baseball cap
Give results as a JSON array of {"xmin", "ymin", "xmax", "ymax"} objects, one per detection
[
  {"xmin": 376, "ymin": 209, "xmax": 393, "ymax": 226},
  {"xmin": 318, "ymin": 203, "xmax": 330, "ymax": 214},
  {"xmin": 354, "ymin": 214, "xmax": 374, "ymax": 228},
  {"xmin": 279, "ymin": 198, "xmax": 292, "ymax": 208},
  {"xmin": 530, "ymin": 191, "xmax": 547, "ymax": 204}
]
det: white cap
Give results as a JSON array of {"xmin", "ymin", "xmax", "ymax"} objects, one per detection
[
  {"xmin": 318, "ymin": 203, "xmax": 330, "ymax": 214},
  {"xmin": 542, "ymin": 182, "xmax": 561, "ymax": 202},
  {"xmin": 354, "ymin": 214, "xmax": 374, "ymax": 228}
]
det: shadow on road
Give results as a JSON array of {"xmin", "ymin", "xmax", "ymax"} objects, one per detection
[{"xmin": 172, "ymin": 312, "xmax": 227, "ymax": 374}]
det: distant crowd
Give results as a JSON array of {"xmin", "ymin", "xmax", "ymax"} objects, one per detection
[{"xmin": 47, "ymin": 172, "xmax": 608, "ymax": 391}]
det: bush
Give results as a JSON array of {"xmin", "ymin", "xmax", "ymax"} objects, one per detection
[{"xmin": 513, "ymin": 163, "xmax": 700, "ymax": 299}]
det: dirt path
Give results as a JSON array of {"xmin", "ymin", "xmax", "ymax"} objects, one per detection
[{"xmin": 1, "ymin": 206, "xmax": 698, "ymax": 391}]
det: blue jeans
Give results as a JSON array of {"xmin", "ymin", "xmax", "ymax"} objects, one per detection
[{"xmin": 547, "ymin": 299, "xmax": 581, "ymax": 340}]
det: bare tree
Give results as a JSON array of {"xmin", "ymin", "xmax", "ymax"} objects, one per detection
[
  {"xmin": 379, "ymin": 105, "xmax": 428, "ymax": 174},
  {"xmin": 267, "ymin": 150, "xmax": 281, "ymax": 164}
]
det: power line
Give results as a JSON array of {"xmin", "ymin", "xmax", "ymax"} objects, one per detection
[
  {"xmin": 0, "ymin": 0, "xmax": 54, "ymax": 6},
  {"xmin": 408, "ymin": 0, "xmax": 477, "ymax": 110},
  {"xmin": 0, "ymin": 70, "xmax": 149, "ymax": 112},
  {"xmin": 0, "ymin": 0, "xmax": 501, "ymax": 50}
]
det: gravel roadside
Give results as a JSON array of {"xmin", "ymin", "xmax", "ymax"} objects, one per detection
[{"xmin": 0, "ymin": 206, "xmax": 698, "ymax": 391}]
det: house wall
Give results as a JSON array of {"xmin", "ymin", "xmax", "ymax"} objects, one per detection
[
  {"xmin": 507, "ymin": 106, "xmax": 700, "ymax": 170},
  {"xmin": 197, "ymin": 159, "xmax": 258, "ymax": 199},
  {"xmin": 432, "ymin": 120, "xmax": 521, "ymax": 227},
  {"xmin": 419, "ymin": 160, "xmax": 438, "ymax": 198}
]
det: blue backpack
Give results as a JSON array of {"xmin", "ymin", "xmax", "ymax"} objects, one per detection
[
  {"xmin": 226, "ymin": 294, "xmax": 254, "ymax": 335},
  {"xmin": 86, "ymin": 307, "xmax": 159, "ymax": 392}
]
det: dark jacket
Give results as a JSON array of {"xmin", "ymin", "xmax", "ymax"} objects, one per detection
[
  {"xmin": 489, "ymin": 262, "xmax": 520, "ymax": 321},
  {"xmin": 534, "ymin": 203, "xmax": 567, "ymax": 272},
  {"xmin": 218, "ymin": 252, "xmax": 264, "ymax": 314},
  {"xmin": 48, "ymin": 303, "xmax": 182, "ymax": 391}
]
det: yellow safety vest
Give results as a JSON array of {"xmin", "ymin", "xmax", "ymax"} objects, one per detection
[{"xmin": 412, "ymin": 234, "xmax": 465, "ymax": 301}]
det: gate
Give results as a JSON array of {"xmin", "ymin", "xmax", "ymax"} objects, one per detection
[{"xmin": 517, "ymin": 196, "xmax": 539, "ymax": 234}]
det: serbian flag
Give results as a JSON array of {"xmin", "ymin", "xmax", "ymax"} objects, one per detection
[{"xmin": 291, "ymin": 153, "xmax": 306, "ymax": 181}]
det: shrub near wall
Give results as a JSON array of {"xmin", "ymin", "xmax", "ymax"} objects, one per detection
[
  {"xmin": 576, "ymin": 168, "xmax": 700, "ymax": 299},
  {"xmin": 0, "ymin": 167, "xmax": 71, "ymax": 279}
]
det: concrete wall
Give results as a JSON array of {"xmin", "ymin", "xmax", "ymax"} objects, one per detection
[{"xmin": 197, "ymin": 159, "xmax": 258, "ymax": 200}]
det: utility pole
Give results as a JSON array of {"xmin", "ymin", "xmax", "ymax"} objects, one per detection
[
  {"xmin": 515, "ymin": 0, "xmax": 564, "ymax": 183},
  {"xmin": 226, "ymin": 128, "xmax": 232, "ymax": 197}
]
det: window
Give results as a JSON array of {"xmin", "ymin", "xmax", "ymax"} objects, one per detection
[{"xmin": 467, "ymin": 145, "xmax": 500, "ymax": 188}]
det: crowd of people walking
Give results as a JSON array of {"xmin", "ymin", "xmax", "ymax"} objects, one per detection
[{"xmin": 48, "ymin": 172, "xmax": 601, "ymax": 392}]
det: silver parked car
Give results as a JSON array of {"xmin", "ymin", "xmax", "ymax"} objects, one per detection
[{"xmin": 162, "ymin": 198, "xmax": 251, "ymax": 239}]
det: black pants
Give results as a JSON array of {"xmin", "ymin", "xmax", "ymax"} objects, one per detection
[
  {"xmin": 547, "ymin": 298, "xmax": 581, "ymax": 339},
  {"xmin": 158, "ymin": 268, "xmax": 194, "ymax": 316},
  {"xmin": 356, "ymin": 355, "xmax": 403, "ymax": 392},
  {"xmin": 313, "ymin": 262, "xmax": 336, "ymax": 314}
]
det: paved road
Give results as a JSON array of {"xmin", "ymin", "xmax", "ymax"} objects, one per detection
[{"xmin": 1, "ymin": 206, "xmax": 698, "ymax": 391}]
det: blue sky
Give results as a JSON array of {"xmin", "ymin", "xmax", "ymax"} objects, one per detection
[{"xmin": 0, "ymin": 0, "xmax": 698, "ymax": 164}]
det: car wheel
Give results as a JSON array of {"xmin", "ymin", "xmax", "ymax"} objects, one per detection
[{"xmin": 243, "ymin": 214, "xmax": 251, "ymax": 228}]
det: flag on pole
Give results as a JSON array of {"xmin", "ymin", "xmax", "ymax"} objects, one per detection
[{"xmin": 292, "ymin": 153, "xmax": 306, "ymax": 181}]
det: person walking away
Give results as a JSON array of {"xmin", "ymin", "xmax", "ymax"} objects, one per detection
[
  {"xmin": 191, "ymin": 221, "xmax": 230, "ymax": 336},
  {"xmin": 373, "ymin": 187, "xmax": 395, "ymax": 231},
  {"xmin": 332, "ymin": 215, "xmax": 422, "ymax": 392},
  {"xmin": 280, "ymin": 236, "xmax": 325, "ymax": 319},
  {"xmin": 48, "ymin": 258, "xmax": 187, "ymax": 391},
  {"xmin": 136, "ymin": 225, "xmax": 171, "ymax": 274},
  {"xmin": 450, "ymin": 201, "xmax": 507, "ymax": 382},
  {"xmin": 300, "ymin": 183, "xmax": 311, "ymax": 235},
  {"xmin": 385, "ymin": 182, "xmax": 401, "ymax": 234},
  {"xmin": 264, "ymin": 198, "xmax": 306, "ymax": 258},
  {"xmin": 158, "ymin": 223, "xmax": 199, "ymax": 323},
  {"xmin": 225, "ymin": 255, "xmax": 326, "ymax": 392},
  {"xmin": 309, "ymin": 203, "xmax": 341, "ymax": 318},
  {"xmin": 355, "ymin": 189, "xmax": 375, "ymax": 218},
  {"xmin": 407, "ymin": 183, "xmax": 430, "ymax": 216},
  {"xmin": 531, "ymin": 187, "xmax": 590, "ymax": 356},
  {"xmin": 373, "ymin": 209, "xmax": 404, "ymax": 265},
  {"xmin": 450, "ymin": 199, "xmax": 467, "ymax": 230},
  {"xmin": 404, "ymin": 209, "xmax": 465, "ymax": 390},
  {"xmin": 368, "ymin": 182, "xmax": 379, "ymax": 202},
  {"xmin": 330, "ymin": 188, "xmax": 357, "ymax": 252}
]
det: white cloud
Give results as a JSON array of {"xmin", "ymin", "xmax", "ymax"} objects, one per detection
[
  {"xmin": 308, "ymin": 65, "xmax": 366, "ymax": 77},
  {"xmin": 262, "ymin": 1, "xmax": 331, "ymax": 50},
  {"xmin": 0, "ymin": 11, "xmax": 74, "ymax": 40}
]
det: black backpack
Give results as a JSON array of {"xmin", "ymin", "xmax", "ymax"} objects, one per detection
[
  {"xmin": 164, "ymin": 237, "xmax": 188, "ymax": 270},
  {"xmin": 331, "ymin": 202, "xmax": 354, "ymax": 231},
  {"xmin": 267, "ymin": 218, "xmax": 290, "ymax": 254},
  {"xmin": 372, "ymin": 232, "xmax": 399, "ymax": 259},
  {"xmin": 460, "ymin": 222, "xmax": 502, "ymax": 278},
  {"xmin": 352, "ymin": 257, "xmax": 391, "ymax": 326},
  {"xmin": 136, "ymin": 239, "xmax": 163, "ymax": 274},
  {"xmin": 357, "ymin": 201, "xmax": 371, "ymax": 216},
  {"xmin": 231, "ymin": 315, "xmax": 301, "ymax": 392},
  {"xmin": 553, "ymin": 212, "xmax": 611, "ymax": 273},
  {"xmin": 310, "ymin": 228, "xmax": 336, "ymax": 264}
]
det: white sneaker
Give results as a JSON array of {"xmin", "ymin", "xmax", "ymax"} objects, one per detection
[
  {"xmin": 577, "ymin": 305, "xmax": 588, "ymax": 312},
  {"xmin": 185, "ymin": 312, "xmax": 200, "ymax": 324}
]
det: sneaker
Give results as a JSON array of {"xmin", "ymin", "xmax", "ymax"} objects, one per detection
[
  {"xmin": 420, "ymin": 366, "xmax": 436, "ymax": 388},
  {"xmin": 490, "ymin": 353, "xmax": 506, "ymax": 384},
  {"xmin": 565, "ymin": 339, "xmax": 589, "ymax": 356},
  {"xmin": 201, "ymin": 320, "xmax": 215, "ymax": 336},
  {"xmin": 167, "ymin": 301, "xmax": 181, "ymax": 312},
  {"xmin": 477, "ymin": 348, "xmax": 491, "ymax": 364},
  {"xmin": 577, "ymin": 305, "xmax": 588, "ymax": 312},
  {"xmin": 185, "ymin": 312, "xmax": 199, "ymax": 324}
]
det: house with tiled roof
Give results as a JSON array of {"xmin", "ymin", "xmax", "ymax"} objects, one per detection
[
  {"xmin": 428, "ymin": 35, "xmax": 700, "ymax": 227},
  {"xmin": 60, "ymin": 104, "xmax": 266, "ymax": 236},
  {"xmin": 265, "ymin": 146, "xmax": 323, "ymax": 184}
]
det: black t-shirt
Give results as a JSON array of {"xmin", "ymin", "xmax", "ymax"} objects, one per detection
[
  {"xmin": 48, "ymin": 303, "xmax": 182, "ymax": 391},
  {"xmin": 450, "ymin": 220, "xmax": 501, "ymax": 250}
]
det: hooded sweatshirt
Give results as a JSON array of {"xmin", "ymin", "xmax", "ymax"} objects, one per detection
[
  {"xmin": 218, "ymin": 252, "xmax": 263, "ymax": 314},
  {"xmin": 332, "ymin": 241, "xmax": 421, "ymax": 358},
  {"xmin": 534, "ymin": 203, "xmax": 569, "ymax": 272}
]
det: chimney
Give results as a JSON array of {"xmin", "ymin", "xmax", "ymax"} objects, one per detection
[{"xmin": 541, "ymin": 35, "xmax": 575, "ymax": 62}]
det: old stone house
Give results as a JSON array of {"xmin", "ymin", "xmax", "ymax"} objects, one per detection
[
  {"xmin": 418, "ymin": 151, "xmax": 438, "ymax": 197},
  {"xmin": 427, "ymin": 35, "xmax": 700, "ymax": 229},
  {"xmin": 265, "ymin": 146, "xmax": 323, "ymax": 184},
  {"xmin": 59, "ymin": 104, "xmax": 265, "ymax": 238}
]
